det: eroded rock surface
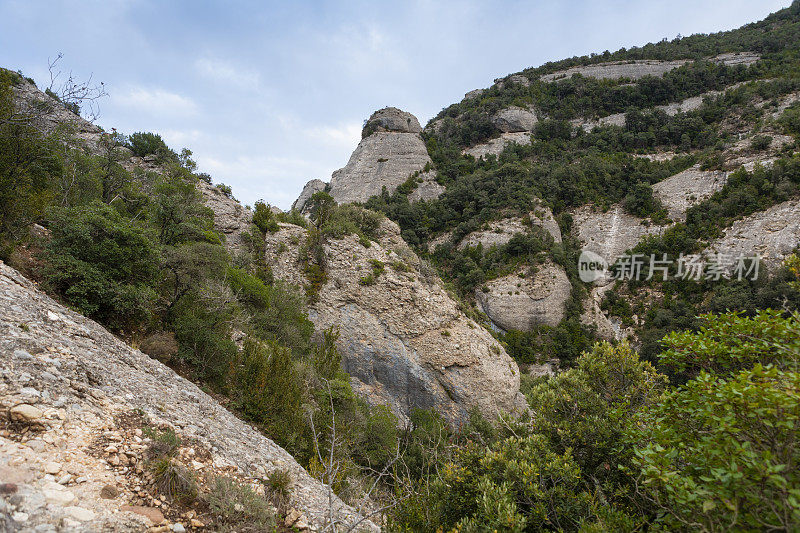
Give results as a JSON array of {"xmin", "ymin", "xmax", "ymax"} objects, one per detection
[
  {"xmin": 196, "ymin": 180, "xmax": 253, "ymax": 254},
  {"xmin": 653, "ymin": 165, "xmax": 728, "ymax": 221},
  {"xmin": 460, "ymin": 207, "xmax": 562, "ymax": 249},
  {"xmin": 292, "ymin": 179, "xmax": 327, "ymax": 213},
  {"xmin": 475, "ymin": 262, "xmax": 571, "ymax": 330},
  {"xmin": 492, "ymin": 106, "xmax": 538, "ymax": 133},
  {"xmin": 0, "ymin": 262, "xmax": 377, "ymax": 531},
  {"xmin": 541, "ymin": 60, "xmax": 689, "ymax": 82},
  {"xmin": 264, "ymin": 220, "xmax": 526, "ymax": 425},
  {"xmin": 704, "ymin": 199, "xmax": 800, "ymax": 269},
  {"xmin": 572, "ymin": 205, "xmax": 664, "ymax": 262}
]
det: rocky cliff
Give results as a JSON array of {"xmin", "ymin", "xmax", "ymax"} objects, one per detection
[
  {"xmin": 263, "ymin": 219, "xmax": 527, "ymax": 425},
  {"xmin": 294, "ymin": 107, "xmax": 442, "ymax": 211},
  {"xmin": 0, "ymin": 261, "xmax": 377, "ymax": 532}
]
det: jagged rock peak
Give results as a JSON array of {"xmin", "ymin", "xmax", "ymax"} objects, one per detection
[{"xmin": 363, "ymin": 107, "xmax": 422, "ymax": 135}]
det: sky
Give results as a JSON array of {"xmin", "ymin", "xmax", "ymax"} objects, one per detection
[{"xmin": 0, "ymin": 0, "xmax": 792, "ymax": 209}]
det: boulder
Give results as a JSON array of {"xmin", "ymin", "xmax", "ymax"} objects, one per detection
[
  {"xmin": 475, "ymin": 262, "xmax": 572, "ymax": 331},
  {"xmin": 264, "ymin": 220, "xmax": 527, "ymax": 425}
]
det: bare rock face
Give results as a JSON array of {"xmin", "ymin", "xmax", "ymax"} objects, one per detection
[
  {"xmin": 0, "ymin": 262, "xmax": 376, "ymax": 531},
  {"xmin": 408, "ymin": 171, "xmax": 446, "ymax": 202},
  {"xmin": 463, "ymin": 88, "xmax": 486, "ymax": 101},
  {"xmin": 328, "ymin": 131, "xmax": 432, "ymax": 205},
  {"xmin": 264, "ymin": 220, "xmax": 527, "ymax": 425},
  {"xmin": 653, "ymin": 165, "xmax": 729, "ymax": 222},
  {"xmin": 363, "ymin": 107, "xmax": 422, "ymax": 134},
  {"xmin": 11, "ymin": 77, "xmax": 103, "ymax": 147},
  {"xmin": 292, "ymin": 179, "xmax": 327, "ymax": 213},
  {"xmin": 492, "ymin": 106, "xmax": 538, "ymax": 133},
  {"xmin": 493, "ymin": 74, "xmax": 531, "ymax": 89},
  {"xmin": 475, "ymin": 262, "xmax": 571, "ymax": 330},
  {"xmin": 704, "ymin": 199, "xmax": 800, "ymax": 270},
  {"xmin": 541, "ymin": 60, "xmax": 688, "ymax": 82},
  {"xmin": 572, "ymin": 205, "xmax": 664, "ymax": 263},
  {"xmin": 463, "ymin": 132, "xmax": 532, "ymax": 159},
  {"xmin": 196, "ymin": 180, "xmax": 253, "ymax": 254}
]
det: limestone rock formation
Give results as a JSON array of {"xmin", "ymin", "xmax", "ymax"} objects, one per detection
[
  {"xmin": 263, "ymin": 220, "xmax": 527, "ymax": 425},
  {"xmin": 704, "ymin": 199, "xmax": 800, "ymax": 270},
  {"xmin": 11, "ymin": 77, "xmax": 103, "ymax": 149},
  {"xmin": 407, "ymin": 171, "xmax": 446, "ymax": 202},
  {"xmin": 363, "ymin": 107, "xmax": 422, "ymax": 134},
  {"xmin": 475, "ymin": 262, "xmax": 572, "ymax": 330},
  {"xmin": 572, "ymin": 205, "xmax": 664, "ymax": 263},
  {"xmin": 196, "ymin": 180, "xmax": 253, "ymax": 254},
  {"xmin": 541, "ymin": 60, "xmax": 689, "ymax": 82},
  {"xmin": 653, "ymin": 165, "xmax": 729, "ymax": 221},
  {"xmin": 0, "ymin": 262, "xmax": 376, "ymax": 531},
  {"xmin": 491, "ymin": 106, "xmax": 538, "ymax": 133},
  {"xmin": 295, "ymin": 108, "xmax": 439, "ymax": 207},
  {"xmin": 460, "ymin": 207, "xmax": 562, "ymax": 249},
  {"xmin": 292, "ymin": 179, "xmax": 327, "ymax": 213}
]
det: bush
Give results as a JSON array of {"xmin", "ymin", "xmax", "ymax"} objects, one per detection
[
  {"xmin": 750, "ymin": 134, "xmax": 773, "ymax": 150},
  {"xmin": 42, "ymin": 202, "xmax": 159, "ymax": 330},
  {"xmin": 234, "ymin": 338, "xmax": 304, "ymax": 449},
  {"xmin": 252, "ymin": 200, "xmax": 279, "ymax": 233},
  {"xmin": 205, "ymin": 476, "xmax": 276, "ymax": 532},
  {"xmin": 631, "ymin": 365, "xmax": 800, "ymax": 531},
  {"xmin": 659, "ymin": 310, "xmax": 800, "ymax": 377},
  {"xmin": 127, "ymin": 131, "xmax": 175, "ymax": 162},
  {"xmin": 432, "ymin": 435, "xmax": 592, "ymax": 532}
]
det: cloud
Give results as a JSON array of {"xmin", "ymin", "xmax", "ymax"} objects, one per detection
[
  {"xmin": 194, "ymin": 153, "xmax": 334, "ymax": 209},
  {"xmin": 160, "ymin": 128, "xmax": 203, "ymax": 148},
  {"xmin": 306, "ymin": 122, "xmax": 362, "ymax": 149},
  {"xmin": 113, "ymin": 87, "xmax": 197, "ymax": 117},
  {"xmin": 194, "ymin": 56, "xmax": 261, "ymax": 89}
]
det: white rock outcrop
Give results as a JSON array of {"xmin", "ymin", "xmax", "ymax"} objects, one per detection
[
  {"xmin": 572, "ymin": 205, "xmax": 664, "ymax": 262},
  {"xmin": 295, "ymin": 108, "xmax": 440, "ymax": 207},
  {"xmin": 491, "ymin": 106, "xmax": 538, "ymax": 133},
  {"xmin": 475, "ymin": 262, "xmax": 572, "ymax": 330},
  {"xmin": 653, "ymin": 165, "xmax": 729, "ymax": 221},
  {"xmin": 292, "ymin": 179, "xmax": 327, "ymax": 213}
]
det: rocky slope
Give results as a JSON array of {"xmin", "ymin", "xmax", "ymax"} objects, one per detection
[
  {"xmin": 0, "ymin": 262, "xmax": 377, "ymax": 532},
  {"xmin": 263, "ymin": 219, "xmax": 526, "ymax": 426}
]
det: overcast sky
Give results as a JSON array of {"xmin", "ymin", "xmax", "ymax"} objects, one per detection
[{"xmin": 0, "ymin": 0, "xmax": 791, "ymax": 209}]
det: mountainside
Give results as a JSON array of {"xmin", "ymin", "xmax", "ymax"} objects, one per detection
[{"xmin": 3, "ymin": 3, "xmax": 800, "ymax": 531}]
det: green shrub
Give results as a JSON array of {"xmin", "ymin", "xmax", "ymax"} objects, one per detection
[
  {"xmin": 127, "ymin": 131, "xmax": 176, "ymax": 162},
  {"xmin": 659, "ymin": 310, "xmax": 800, "ymax": 377},
  {"xmin": 234, "ymin": 338, "xmax": 304, "ymax": 449},
  {"xmin": 631, "ymin": 365, "xmax": 800, "ymax": 531},
  {"xmin": 150, "ymin": 457, "xmax": 198, "ymax": 503},
  {"xmin": 42, "ymin": 202, "xmax": 159, "ymax": 330},
  {"xmin": 252, "ymin": 200, "xmax": 279, "ymax": 233},
  {"xmin": 750, "ymin": 134, "xmax": 773, "ymax": 150}
]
